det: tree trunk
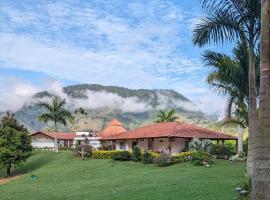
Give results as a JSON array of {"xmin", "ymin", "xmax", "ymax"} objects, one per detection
[
  {"xmin": 6, "ymin": 165, "xmax": 11, "ymax": 176},
  {"xmin": 252, "ymin": 1, "xmax": 270, "ymax": 199},
  {"xmin": 54, "ymin": 121, "xmax": 59, "ymax": 153},
  {"xmin": 237, "ymin": 125, "xmax": 243, "ymax": 158},
  {"xmin": 246, "ymin": 41, "xmax": 258, "ymax": 176}
]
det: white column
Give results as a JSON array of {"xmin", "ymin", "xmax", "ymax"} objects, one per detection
[{"xmin": 237, "ymin": 125, "xmax": 243, "ymax": 157}]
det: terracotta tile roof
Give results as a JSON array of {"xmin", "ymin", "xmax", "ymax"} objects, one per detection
[
  {"xmin": 31, "ymin": 131, "xmax": 76, "ymax": 140},
  {"xmin": 99, "ymin": 119, "xmax": 127, "ymax": 138},
  {"xmin": 101, "ymin": 122, "xmax": 236, "ymax": 140}
]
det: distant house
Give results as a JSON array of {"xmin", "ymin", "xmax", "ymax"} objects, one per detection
[
  {"xmin": 100, "ymin": 121, "xmax": 237, "ymax": 154},
  {"xmin": 30, "ymin": 132, "xmax": 76, "ymax": 149}
]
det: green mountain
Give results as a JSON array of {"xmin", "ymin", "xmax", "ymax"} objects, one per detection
[{"xmin": 14, "ymin": 84, "xmax": 210, "ymax": 132}]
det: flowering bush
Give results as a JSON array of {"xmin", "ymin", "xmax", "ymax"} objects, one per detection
[
  {"xmin": 171, "ymin": 151, "xmax": 194, "ymax": 163},
  {"xmin": 92, "ymin": 150, "xmax": 122, "ymax": 159}
]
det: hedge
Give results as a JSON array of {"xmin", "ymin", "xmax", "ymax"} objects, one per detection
[
  {"xmin": 171, "ymin": 151, "xmax": 194, "ymax": 163},
  {"xmin": 92, "ymin": 150, "xmax": 123, "ymax": 159}
]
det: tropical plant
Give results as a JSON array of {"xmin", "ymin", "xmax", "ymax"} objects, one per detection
[
  {"xmin": 252, "ymin": 1, "xmax": 270, "ymax": 198},
  {"xmin": 189, "ymin": 138, "xmax": 212, "ymax": 152},
  {"xmin": 193, "ymin": 0, "xmax": 261, "ymax": 175},
  {"xmin": 203, "ymin": 41, "xmax": 259, "ymax": 158},
  {"xmin": 132, "ymin": 146, "xmax": 141, "ymax": 162},
  {"xmin": 38, "ymin": 96, "xmax": 74, "ymax": 152},
  {"xmin": 0, "ymin": 112, "xmax": 32, "ymax": 176},
  {"xmin": 154, "ymin": 109, "xmax": 179, "ymax": 123}
]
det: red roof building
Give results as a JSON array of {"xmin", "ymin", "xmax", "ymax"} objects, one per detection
[
  {"xmin": 99, "ymin": 119, "xmax": 127, "ymax": 138},
  {"xmin": 30, "ymin": 131, "xmax": 76, "ymax": 149},
  {"xmin": 100, "ymin": 121, "xmax": 236, "ymax": 154}
]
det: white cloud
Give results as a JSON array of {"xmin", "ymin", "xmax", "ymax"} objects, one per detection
[
  {"xmin": 74, "ymin": 90, "xmax": 152, "ymax": 113},
  {"xmin": 0, "ymin": 78, "xmax": 40, "ymax": 112}
]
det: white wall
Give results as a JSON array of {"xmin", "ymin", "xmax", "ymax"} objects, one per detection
[
  {"xmin": 31, "ymin": 138, "xmax": 54, "ymax": 149},
  {"xmin": 115, "ymin": 138, "xmax": 187, "ymax": 154},
  {"xmin": 138, "ymin": 139, "xmax": 148, "ymax": 151}
]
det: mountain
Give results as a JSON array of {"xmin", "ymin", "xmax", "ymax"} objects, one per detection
[{"xmin": 14, "ymin": 84, "xmax": 210, "ymax": 132}]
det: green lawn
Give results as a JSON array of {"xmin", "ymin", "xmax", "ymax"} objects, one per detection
[{"xmin": 0, "ymin": 151, "xmax": 245, "ymax": 200}]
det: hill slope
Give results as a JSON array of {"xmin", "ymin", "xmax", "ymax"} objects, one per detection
[{"xmin": 15, "ymin": 84, "xmax": 210, "ymax": 132}]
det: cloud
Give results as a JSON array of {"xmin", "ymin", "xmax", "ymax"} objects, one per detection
[
  {"xmin": 74, "ymin": 90, "xmax": 152, "ymax": 113},
  {"xmin": 0, "ymin": 78, "xmax": 40, "ymax": 112}
]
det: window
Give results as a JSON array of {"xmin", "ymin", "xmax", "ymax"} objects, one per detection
[
  {"xmin": 119, "ymin": 141, "xmax": 125, "ymax": 150},
  {"xmin": 132, "ymin": 141, "xmax": 137, "ymax": 149}
]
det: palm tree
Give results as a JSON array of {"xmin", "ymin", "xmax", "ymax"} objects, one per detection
[
  {"xmin": 38, "ymin": 96, "xmax": 74, "ymax": 152},
  {"xmin": 203, "ymin": 41, "xmax": 258, "ymax": 157},
  {"xmin": 252, "ymin": 1, "xmax": 270, "ymax": 198},
  {"xmin": 193, "ymin": 0, "xmax": 261, "ymax": 175},
  {"xmin": 154, "ymin": 109, "xmax": 179, "ymax": 123}
]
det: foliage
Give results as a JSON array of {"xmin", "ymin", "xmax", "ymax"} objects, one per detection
[
  {"xmin": 0, "ymin": 112, "xmax": 32, "ymax": 176},
  {"xmin": 189, "ymin": 138, "xmax": 212, "ymax": 152},
  {"xmin": 132, "ymin": 146, "xmax": 141, "ymax": 162},
  {"xmin": 74, "ymin": 144, "xmax": 92, "ymax": 158},
  {"xmin": 74, "ymin": 107, "xmax": 88, "ymax": 115},
  {"xmin": 210, "ymin": 144, "xmax": 236, "ymax": 159},
  {"xmin": 141, "ymin": 151, "xmax": 154, "ymax": 164},
  {"xmin": 38, "ymin": 96, "xmax": 74, "ymax": 131},
  {"xmin": 202, "ymin": 42, "xmax": 259, "ymax": 126},
  {"xmin": 112, "ymin": 151, "xmax": 131, "ymax": 161},
  {"xmin": 191, "ymin": 151, "xmax": 213, "ymax": 166},
  {"xmin": 235, "ymin": 177, "xmax": 251, "ymax": 200},
  {"xmin": 171, "ymin": 151, "xmax": 194, "ymax": 163},
  {"xmin": 154, "ymin": 152, "xmax": 173, "ymax": 167},
  {"xmin": 154, "ymin": 109, "xmax": 179, "ymax": 123},
  {"xmin": 92, "ymin": 150, "xmax": 122, "ymax": 159}
]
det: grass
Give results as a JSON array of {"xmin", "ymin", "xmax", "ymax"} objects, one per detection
[{"xmin": 0, "ymin": 151, "xmax": 245, "ymax": 200}]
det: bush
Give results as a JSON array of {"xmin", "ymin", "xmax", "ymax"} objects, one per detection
[
  {"xmin": 191, "ymin": 151, "xmax": 213, "ymax": 166},
  {"xmin": 132, "ymin": 146, "xmax": 141, "ymax": 162},
  {"xmin": 92, "ymin": 150, "xmax": 121, "ymax": 159},
  {"xmin": 189, "ymin": 138, "xmax": 212, "ymax": 152},
  {"xmin": 112, "ymin": 151, "xmax": 131, "ymax": 161},
  {"xmin": 141, "ymin": 151, "xmax": 154, "ymax": 164},
  {"xmin": 210, "ymin": 144, "xmax": 235, "ymax": 159},
  {"xmin": 155, "ymin": 152, "xmax": 173, "ymax": 167},
  {"xmin": 171, "ymin": 151, "xmax": 194, "ymax": 163},
  {"xmin": 74, "ymin": 144, "xmax": 92, "ymax": 158}
]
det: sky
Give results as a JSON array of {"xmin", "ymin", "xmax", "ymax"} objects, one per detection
[{"xmin": 0, "ymin": 0, "xmax": 233, "ymax": 116}]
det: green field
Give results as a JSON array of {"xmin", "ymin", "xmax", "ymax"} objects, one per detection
[{"xmin": 0, "ymin": 151, "xmax": 245, "ymax": 200}]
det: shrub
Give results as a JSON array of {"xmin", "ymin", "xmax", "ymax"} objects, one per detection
[
  {"xmin": 92, "ymin": 150, "xmax": 121, "ymax": 159},
  {"xmin": 112, "ymin": 151, "xmax": 131, "ymax": 161},
  {"xmin": 74, "ymin": 144, "xmax": 92, "ymax": 158},
  {"xmin": 141, "ymin": 151, "xmax": 154, "ymax": 164},
  {"xmin": 210, "ymin": 144, "xmax": 235, "ymax": 159},
  {"xmin": 132, "ymin": 146, "xmax": 141, "ymax": 162},
  {"xmin": 171, "ymin": 151, "xmax": 194, "ymax": 163},
  {"xmin": 155, "ymin": 152, "xmax": 173, "ymax": 167},
  {"xmin": 189, "ymin": 138, "xmax": 213, "ymax": 152},
  {"xmin": 191, "ymin": 151, "xmax": 213, "ymax": 166}
]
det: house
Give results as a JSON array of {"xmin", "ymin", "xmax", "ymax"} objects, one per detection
[
  {"xmin": 100, "ymin": 121, "xmax": 237, "ymax": 154},
  {"xmin": 74, "ymin": 132, "xmax": 102, "ymax": 149},
  {"xmin": 30, "ymin": 132, "xmax": 76, "ymax": 149}
]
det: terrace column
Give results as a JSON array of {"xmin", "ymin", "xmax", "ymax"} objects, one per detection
[{"xmin": 168, "ymin": 137, "xmax": 172, "ymax": 155}]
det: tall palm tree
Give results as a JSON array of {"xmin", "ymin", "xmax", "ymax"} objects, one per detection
[
  {"xmin": 154, "ymin": 109, "xmax": 179, "ymax": 123},
  {"xmin": 38, "ymin": 96, "xmax": 74, "ymax": 152},
  {"xmin": 203, "ymin": 41, "xmax": 259, "ymax": 157},
  {"xmin": 252, "ymin": 1, "xmax": 270, "ymax": 198},
  {"xmin": 193, "ymin": 0, "xmax": 261, "ymax": 175}
]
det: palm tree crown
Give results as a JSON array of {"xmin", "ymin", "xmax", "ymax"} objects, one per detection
[
  {"xmin": 154, "ymin": 109, "xmax": 179, "ymax": 123},
  {"xmin": 38, "ymin": 96, "xmax": 74, "ymax": 132}
]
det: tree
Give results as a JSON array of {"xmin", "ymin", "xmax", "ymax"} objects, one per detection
[
  {"xmin": 0, "ymin": 112, "xmax": 32, "ymax": 176},
  {"xmin": 252, "ymin": 0, "xmax": 270, "ymax": 198},
  {"xmin": 193, "ymin": 0, "xmax": 261, "ymax": 175},
  {"xmin": 154, "ymin": 109, "xmax": 179, "ymax": 123},
  {"xmin": 38, "ymin": 96, "xmax": 74, "ymax": 152},
  {"xmin": 203, "ymin": 41, "xmax": 259, "ymax": 157}
]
